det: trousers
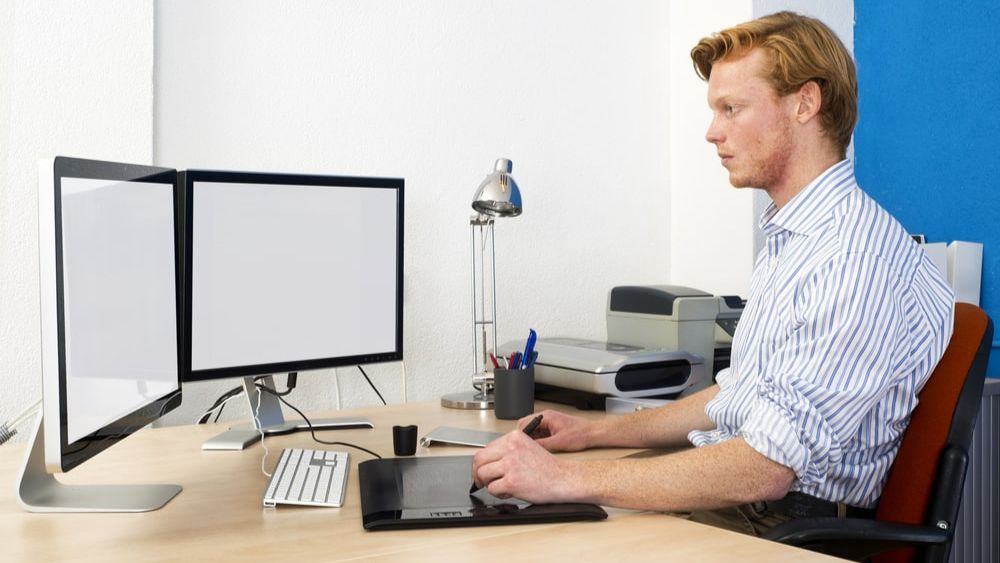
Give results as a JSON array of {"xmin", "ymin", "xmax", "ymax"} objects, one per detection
[{"xmin": 685, "ymin": 492, "xmax": 875, "ymax": 537}]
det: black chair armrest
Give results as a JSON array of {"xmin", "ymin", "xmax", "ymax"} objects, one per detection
[{"xmin": 762, "ymin": 517, "xmax": 950, "ymax": 561}]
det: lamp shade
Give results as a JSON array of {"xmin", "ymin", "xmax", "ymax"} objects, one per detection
[{"xmin": 471, "ymin": 158, "xmax": 522, "ymax": 217}]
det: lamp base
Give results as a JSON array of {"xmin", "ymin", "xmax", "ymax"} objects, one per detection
[{"xmin": 441, "ymin": 390, "xmax": 494, "ymax": 410}]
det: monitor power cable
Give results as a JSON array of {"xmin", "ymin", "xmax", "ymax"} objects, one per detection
[
  {"xmin": 198, "ymin": 375, "xmax": 273, "ymax": 424},
  {"xmin": 199, "ymin": 388, "xmax": 244, "ymax": 424},
  {"xmin": 203, "ymin": 392, "xmax": 246, "ymax": 424},
  {"xmin": 356, "ymin": 366, "xmax": 387, "ymax": 406},
  {"xmin": 265, "ymin": 372, "xmax": 298, "ymax": 397},
  {"xmin": 252, "ymin": 384, "xmax": 272, "ymax": 477},
  {"xmin": 251, "ymin": 375, "xmax": 300, "ymax": 477},
  {"xmin": 1, "ymin": 399, "xmax": 42, "ymax": 446}
]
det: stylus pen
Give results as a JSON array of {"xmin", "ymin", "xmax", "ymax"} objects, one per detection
[
  {"xmin": 470, "ymin": 414, "xmax": 544, "ymax": 494},
  {"xmin": 522, "ymin": 414, "xmax": 544, "ymax": 436}
]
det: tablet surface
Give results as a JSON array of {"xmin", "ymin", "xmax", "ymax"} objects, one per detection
[{"xmin": 359, "ymin": 455, "xmax": 607, "ymax": 530}]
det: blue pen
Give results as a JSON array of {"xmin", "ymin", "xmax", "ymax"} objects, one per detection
[
  {"xmin": 511, "ymin": 351, "xmax": 523, "ymax": 370},
  {"xmin": 521, "ymin": 329, "xmax": 537, "ymax": 369}
]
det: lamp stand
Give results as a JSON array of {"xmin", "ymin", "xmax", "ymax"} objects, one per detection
[{"xmin": 442, "ymin": 215, "xmax": 498, "ymax": 410}]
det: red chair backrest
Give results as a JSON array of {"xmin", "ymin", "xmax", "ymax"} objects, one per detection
[{"xmin": 874, "ymin": 303, "xmax": 991, "ymax": 563}]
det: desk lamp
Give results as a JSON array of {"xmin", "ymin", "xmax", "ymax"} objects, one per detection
[{"xmin": 441, "ymin": 158, "xmax": 522, "ymax": 409}]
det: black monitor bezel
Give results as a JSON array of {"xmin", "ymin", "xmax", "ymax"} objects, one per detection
[
  {"xmin": 180, "ymin": 169, "xmax": 404, "ymax": 382},
  {"xmin": 49, "ymin": 156, "xmax": 183, "ymax": 472}
]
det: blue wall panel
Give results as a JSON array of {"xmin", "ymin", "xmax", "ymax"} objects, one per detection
[{"xmin": 854, "ymin": 0, "xmax": 1000, "ymax": 376}]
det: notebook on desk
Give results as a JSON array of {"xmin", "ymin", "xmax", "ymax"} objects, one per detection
[{"xmin": 358, "ymin": 455, "xmax": 607, "ymax": 530}]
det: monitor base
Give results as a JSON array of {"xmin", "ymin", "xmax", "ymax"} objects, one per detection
[
  {"xmin": 16, "ymin": 415, "xmax": 181, "ymax": 513},
  {"xmin": 202, "ymin": 417, "xmax": 375, "ymax": 451},
  {"xmin": 202, "ymin": 375, "xmax": 375, "ymax": 451}
]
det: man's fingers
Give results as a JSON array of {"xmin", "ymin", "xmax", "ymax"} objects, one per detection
[
  {"xmin": 534, "ymin": 436, "xmax": 558, "ymax": 451},
  {"xmin": 473, "ymin": 458, "xmax": 507, "ymax": 491},
  {"xmin": 486, "ymin": 477, "xmax": 512, "ymax": 499},
  {"xmin": 472, "ymin": 441, "xmax": 504, "ymax": 486}
]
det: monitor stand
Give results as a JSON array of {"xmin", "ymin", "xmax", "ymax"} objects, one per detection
[
  {"xmin": 202, "ymin": 375, "xmax": 374, "ymax": 451},
  {"xmin": 16, "ymin": 415, "xmax": 182, "ymax": 513}
]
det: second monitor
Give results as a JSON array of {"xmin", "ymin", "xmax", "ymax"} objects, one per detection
[{"xmin": 181, "ymin": 169, "xmax": 403, "ymax": 450}]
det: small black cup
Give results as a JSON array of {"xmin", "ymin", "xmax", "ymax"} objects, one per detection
[
  {"xmin": 393, "ymin": 424, "xmax": 418, "ymax": 456},
  {"xmin": 493, "ymin": 367, "xmax": 535, "ymax": 420}
]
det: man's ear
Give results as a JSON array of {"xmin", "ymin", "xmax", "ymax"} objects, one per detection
[{"xmin": 795, "ymin": 80, "xmax": 822, "ymax": 123}]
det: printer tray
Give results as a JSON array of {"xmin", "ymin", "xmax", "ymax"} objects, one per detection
[
  {"xmin": 359, "ymin": 455, "xmax": 607, "ymax": 530},
  {"xmin": 535, "ymin": 382, "xmax": 680, "ymax": 411}
]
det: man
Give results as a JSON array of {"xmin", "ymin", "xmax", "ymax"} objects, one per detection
[{"xmin": 471, "ymin": 11, "xmax": 955, "ymax": 535}]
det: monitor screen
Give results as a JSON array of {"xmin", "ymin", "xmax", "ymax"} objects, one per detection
[
  {"xmin": 39, "ymin": 157, "xmax": 182, "ymax": 473},
  {"xmin": 182, "ymin": 170, "xmax": 403, "ymax": 381}
]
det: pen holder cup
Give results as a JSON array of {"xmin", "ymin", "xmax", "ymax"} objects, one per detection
[{"xmin": 493, "ymin": 367, "xmax": 535, "ymax": 420}]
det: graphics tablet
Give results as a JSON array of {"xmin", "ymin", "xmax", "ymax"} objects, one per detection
[{"xmin": 359, "ymin": 455, "xmax": 607, "ymax": 530}]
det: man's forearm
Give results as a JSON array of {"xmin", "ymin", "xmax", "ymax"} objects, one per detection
[
  {"xmin": 587, "ymin": 385, "xmax": 719, "ymax": 449},
  {"xmin": 566, "ymin": 437, "xmax": 795, "ymax": 512}
]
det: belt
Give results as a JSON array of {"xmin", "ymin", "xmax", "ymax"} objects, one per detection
[{"xmin": 750, "ymin": 492, "xmax": 876, "ymax": 520}]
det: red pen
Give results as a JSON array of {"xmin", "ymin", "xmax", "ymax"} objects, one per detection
[
  {"xmin": 488, "ymin": 352, "xmax": 500, "ymax": 369},
  {"xmin": 507, "ymin": 351, "xmax": 517, "ymax": 368}
]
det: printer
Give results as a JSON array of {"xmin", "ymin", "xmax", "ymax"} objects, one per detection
[{"xmin": 499, "ymin": 285, "xmax": 743, "ymax": 410}]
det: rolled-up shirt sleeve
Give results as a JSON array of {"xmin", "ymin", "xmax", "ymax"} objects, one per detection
[{"xmin": 738, "ymin": 252, "xmax": 909, "ymax": 486}]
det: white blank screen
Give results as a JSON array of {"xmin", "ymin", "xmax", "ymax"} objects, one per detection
[
  {"xmin": 61, "ymin": 177, "xmax": 179, "ymax": 444},
  {"xmin": 190, "ymin": 181, "xmax": 399, "ymax": 371}
]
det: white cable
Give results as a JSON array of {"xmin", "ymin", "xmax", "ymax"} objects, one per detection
[
  {"xmin": 1, "ymin": 399, "xmax": 42, "ymax": 445},
  {"xmin": 253, "ymin": 387, "xmax": 271, "ymax": 477},
  {"xmin": 198, "ymin": 392, "xmax": 244, "ymax": 424},
  {"xmin": 9, "ymin": 399, "xmax": 42, "ymax": 429}
]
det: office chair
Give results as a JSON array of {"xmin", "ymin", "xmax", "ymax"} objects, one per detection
[{"xmin": 762, "ymin": 302, "xmax": 993, "ymax": 563}]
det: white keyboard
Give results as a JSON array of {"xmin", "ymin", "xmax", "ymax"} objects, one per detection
[{"xmin": 263, "ymin": 448, "xmax": 350, "ymax": 508}]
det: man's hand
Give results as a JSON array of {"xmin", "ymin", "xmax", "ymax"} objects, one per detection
[
  {"xmin": 471, "ymin": 429, "xmax": 580, "ymax": 503},
  {"xmin": 516, "ymin": 409, "xmax": 594, "ymax": 452}
]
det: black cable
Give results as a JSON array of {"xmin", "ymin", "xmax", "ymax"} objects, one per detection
[
  {"xmin": 213, "ymin": 400, "xmax": 228, "ymax": 423},
  {"xmin": 199, "ymin": 385, "xmax": 243, "ymax": 424},
  {"xmin": 263, "ymin": 372, "xmax": 298, "ymax": 397},
  {"xmin": 255, "ymin": 384, "xmax": 382, "ymax": 459},
  {"xmin": 357, "ymin": 366, "xmax": 387, "ymax": 405},
  {"xmin": 203, "ymin": 369, "xmax": 381, "ymax": 425},
  {"xmin": 212, "ymin": 387, "xmax": 244, "ymax": 423},
  {"xmin": 199, "ymin": 375, "xmax": 277, "ymax": 424}
]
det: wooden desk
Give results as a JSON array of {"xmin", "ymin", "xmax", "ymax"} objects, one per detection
[{"xmin": 0, "ymin": 401, "xmax": 843, "ymax": 562}]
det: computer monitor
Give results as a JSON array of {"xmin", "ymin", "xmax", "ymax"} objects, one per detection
[
  {"xmin": 17, "ymin": 156, "xmax": 183, "ymax": 513},
  {"xmin": 180, "ymin": 169, "xmax": 403, "ymax": 450}
]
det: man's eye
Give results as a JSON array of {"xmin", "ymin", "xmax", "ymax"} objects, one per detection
[{"xmin": 725, "ymin": 105, "xmax": 737, "ymax": 115}]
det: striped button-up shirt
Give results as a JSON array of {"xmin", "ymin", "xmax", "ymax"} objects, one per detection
[{"xmin": 689, "ymin": 160, "xmax": 954, "ymax": 508}]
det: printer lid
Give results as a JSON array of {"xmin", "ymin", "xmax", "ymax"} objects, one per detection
[{"xmin": 608, "ymin": 285, "xmax": 712, "ymax": 316}]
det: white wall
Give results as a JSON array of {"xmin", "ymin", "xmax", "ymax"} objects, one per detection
[
  {"xmin": 154, "ymin": 0, "xmax": 680, "ymax": 426},
  {"xmin": 667, "ymin": 1, "xmax": 756, "ymax": 297},
  {"xmin": 0, "ymin": 2, "xmax": 154, "ymax": 434}
]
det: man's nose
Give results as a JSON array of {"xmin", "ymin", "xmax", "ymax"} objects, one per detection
[{"xmin": 705, "ymin": 116, "xmax": 723, "ymax": 144}]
